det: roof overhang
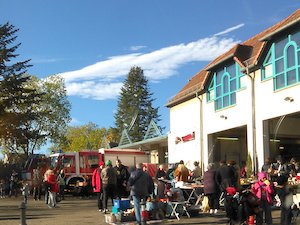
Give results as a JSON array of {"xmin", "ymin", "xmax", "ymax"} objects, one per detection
[
  {"xmin": 259, "ymin": 18, "xmax": 300, "ymax": 41},
  {"xmin": 114, "ymin": 134, "xmax": 168, "ymax": 151},
  {"xmin": 165, "ymin": 88, "xmax": 203, "ymax": 108},
  {"xmin": 205, "ymin": 53, "xmax": 234, "ymax": 71}
]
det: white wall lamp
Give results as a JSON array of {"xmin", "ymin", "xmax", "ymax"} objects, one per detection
[
  {"xmin": 284, "ymin": 96, "xmax": 294, "ymax": 102},
  {"xmin": 220, "ymin": 115, "xmax": 227, "ymax": 120}
]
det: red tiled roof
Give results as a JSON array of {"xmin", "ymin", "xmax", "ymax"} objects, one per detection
[
  {"xmin": 166, "ymin": 70, "xmax": 208, "ymax": 106},
  {"xmin": 166, "ymin": 8, "xmax": 300, "ymax": 108}
]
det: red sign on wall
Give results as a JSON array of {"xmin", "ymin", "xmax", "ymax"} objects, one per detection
[{"xmin": 175, "ymin": 132, "xmax": 195, "ymax": 144}]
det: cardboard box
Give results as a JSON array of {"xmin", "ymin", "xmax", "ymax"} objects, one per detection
[
  {"xmin": 115, "ymin": 212, "xmax": 136, "ymax": 222},
  {"xmin": 104, "ymin": 214, "xmax": 117, "ymax": 223}
]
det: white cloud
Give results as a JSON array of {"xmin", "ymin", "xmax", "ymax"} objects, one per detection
[
  {"xmin": 214, "ymin": 23, "xmax": 245, "ymax": 36},
  {"xmin": 59, "ymin": 24, "xmax": 243, "ymax": 100},
  {"xmin": 31, "ymin": 57, "xmax": 63, "ymax": 64},
  {"xmin": 130, "ymin": 45, "xmax": 147, "ymax": 51},
  {"xmin": 67, "ymin": 81, "xmax": 123, "ymax": 100},
  {"xmin": 69, "ymin": 117, "xmax": 82, "ymax": 126}
]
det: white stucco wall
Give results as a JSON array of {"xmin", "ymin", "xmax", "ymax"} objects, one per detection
[
  {"xmin": 168, "ymin": 22, "xmax": 300, "ymax": 172},
  {"xmin": 168, "ymin": 98, "xmax": 201, "ymax": 169},
  {"xmin": 255, "ymin": 70, "xmax": 300, "ymax": 121},
  {"xmin": 253, "ymin": 69, "xmax": 300, "ymax": 167},
  {"xmin": 201, "ymin": 74, "xmax": 253, "ymax": 168},
  {"xmin": 169, "ymin": 68, "xmax": 300, "ymax": 171}
]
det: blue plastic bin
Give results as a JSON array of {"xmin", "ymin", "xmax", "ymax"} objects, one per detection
[{"xmin": 113, "ymin": 199, "xmax": 130, "ymax": 210}]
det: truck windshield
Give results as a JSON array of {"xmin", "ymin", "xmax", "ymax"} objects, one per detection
[{"xmin": 50, "ymin": 156, "xmax": 59, "ymax": 169}]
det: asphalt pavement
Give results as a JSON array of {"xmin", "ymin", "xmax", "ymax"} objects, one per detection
[{"xmin": 0, "ymin": 195, "xmax": 284, "ymax": 225}]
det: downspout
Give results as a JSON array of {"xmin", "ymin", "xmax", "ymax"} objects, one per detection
[
  {"xmin": 196, "ymin": 92, "xmax": 204, "ymax": 176},
  {"xmin": 246, "ymin": 67, "xmax": 258, "ymax": 175}
]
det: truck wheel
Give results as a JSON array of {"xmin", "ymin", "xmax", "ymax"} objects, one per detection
[{"xmin": 67, "ymin": 177, "xmax": 84, "ymax": 196}]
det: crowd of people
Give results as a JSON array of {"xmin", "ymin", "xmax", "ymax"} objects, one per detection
[
  {"xmin": 1, "ymin": 156, "xmax": 299, "ymax": 224},
  {"xmin": 90, "ymin": 159, "xmax": 202, "ymax": 224},
  {"xmin": 0, "ymin": 166, "xmax": 66, "ymax": 209},
  {"xmin": 0, "ymin": 169, "xmax": 29, "ymax": 200},
  {"xmin": 90, "ymin": 159, "xmax": 153, "ymax": 224},
  {"xmin": 200, "ymin": 156, "xmax": 300, "ymax": 225},
  {"xmin": 0, "ymin": 170, "xmax": 20, "ymax": 199}
]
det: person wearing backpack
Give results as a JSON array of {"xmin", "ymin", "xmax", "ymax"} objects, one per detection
[
  {"xmin": 33, "ymin": 166, "xmax": 42, "ymax": 201},
  {"xmin": 101, "ymin": 160, "xmax": 117, "ymax": 214},
  {"xmin": 57, "ymin": 169, "xmax": 66, "ymax": 200},
  {"xmin": 128, "ymin": 163, "xmax": 154, "ymax": 225}
]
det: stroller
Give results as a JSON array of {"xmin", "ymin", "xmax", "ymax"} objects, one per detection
[{"xmin": 224, "ymin": 187, "xmax": 260, "ymax": 225}]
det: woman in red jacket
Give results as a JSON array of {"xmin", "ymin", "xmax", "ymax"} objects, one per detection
[
  {"xmin": 92, "ymin": 162, "xmax": 104, "ymax": 211},
  {"xmin": 47, "ymin": 171, "xmax": 58, "ymax": 208},
  {"xmin": 252, "ymin": 172, "xmax": 274, "ymax": 225}
]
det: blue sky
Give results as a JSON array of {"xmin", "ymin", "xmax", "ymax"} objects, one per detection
[{"xmin": 0, "ymin": 1, "xmax": 299, "ymax": 153}]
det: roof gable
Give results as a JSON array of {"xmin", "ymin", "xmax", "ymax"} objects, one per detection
[
  {"xmin": 118, "ymin": 129, "xmax": 132, "ymax": 146},
  {"xmin": 166, "ymin": 8, "xmax": 300, "ymax": 108},
  {"xmin": 144, "ymin": 119, "xmax": 162, "ymax": 140}
]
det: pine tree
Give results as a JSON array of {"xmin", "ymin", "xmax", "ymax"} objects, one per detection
[
  {"xmin": 0, "ymin": 23, "xmax": 71, "ymax": 157},
  {"xmin": 114, "ymin": 66, "xmax": 162, "ymax": 143},
  {"xmin": 0, "ymin": 23, "xmax": 39, "ymax": 156}
]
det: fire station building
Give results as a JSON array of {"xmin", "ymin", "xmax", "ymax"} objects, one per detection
[{"xmin": 166, "ymin": 9, "xmax": 300, "ymax": 173}]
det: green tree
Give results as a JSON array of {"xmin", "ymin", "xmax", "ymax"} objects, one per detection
[
  {"xmin": 27, "ymin": 75, "xmax": 71, "ymax": 153},
  {"xmin": 114, "ymin": 66, "xmax": 162, "ymax": 142},
  {"xmin": 106, "ymin": 127, "xmax": 120, "ymax": 145},
  {"xmin": 0, "ymin": 22, "xmax": 40, "ymax": 157},
  {"xmin": 55, "ymin": 122, "xmax": 107, "ymax": 152},
  {"xmin": 0, "ymin": 23, "xmax": 71, "ymax": 157},
  {"xmin": 0, "ymin": 74, "xmax": 71, "ymax": 156}
]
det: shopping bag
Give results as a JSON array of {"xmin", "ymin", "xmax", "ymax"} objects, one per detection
[{"xmin": 202, "ymin": 195, "xmax": 210, "ymax": 212}]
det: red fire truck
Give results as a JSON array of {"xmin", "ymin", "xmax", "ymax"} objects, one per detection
[
  {"xmin": 22, "ymin": 154, "xmax": 50, "ymax": 188},
  {"xmin": 49, "ymin": 148, "xmax": 150, "ymax": 193}
]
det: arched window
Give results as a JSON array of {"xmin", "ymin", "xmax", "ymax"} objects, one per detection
[
  {"xmin": 261, "ymin": 46, "xmax": 274, "ymax": 79},
  {"xmin": 285, "ymin": 43, "xmax": 297, "ymax": 86},
  {"xmin": 222, "ymin": 73, "xmax": 230, "ymax": 108},
  {"xmin": 286, "ymin": 44, "xmax": 296, "ymax": 68},
  {"xmin": 208, "ymin": 62, "xmax": 243, "ymax": 110},
  {"xmin": 262, "ymin": 30, "xmax": 300, "ymax": 90}
]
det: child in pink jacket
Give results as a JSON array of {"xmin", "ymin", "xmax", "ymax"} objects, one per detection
[{"xmin": 252, "ymin": 172, "xmax": 274, "ymax": 225}]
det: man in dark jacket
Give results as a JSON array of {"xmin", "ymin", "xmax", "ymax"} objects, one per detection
[
  {"xmin": 273, "ymin": 155, "xmax": 290, "ymax": 179},
  {"xmin": 115, "ymin": 159, "xmax": 130, "ymax": 198},
  {"xmin": 215, "ymin": 160, "xmax": 238, "ymax": 219},
  {"xmin": 128, "ymin": 163, "xmax": 153, "ymax": 225},
  {"xmin": 215, "ymin": 160, "xmax": 237, "ymax": 192},
  {"xmin": 276, "ymin": 175, "xmax": 293, "ymax": 225}
]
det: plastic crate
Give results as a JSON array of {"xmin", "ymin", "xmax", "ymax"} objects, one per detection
[
  {"xmin": 113, "ymin": 199, "xmax": 131, "ymax": 210},
  {"xmin": 112, "ymin": 206, "xmax": 120, "ymax": 214}
]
